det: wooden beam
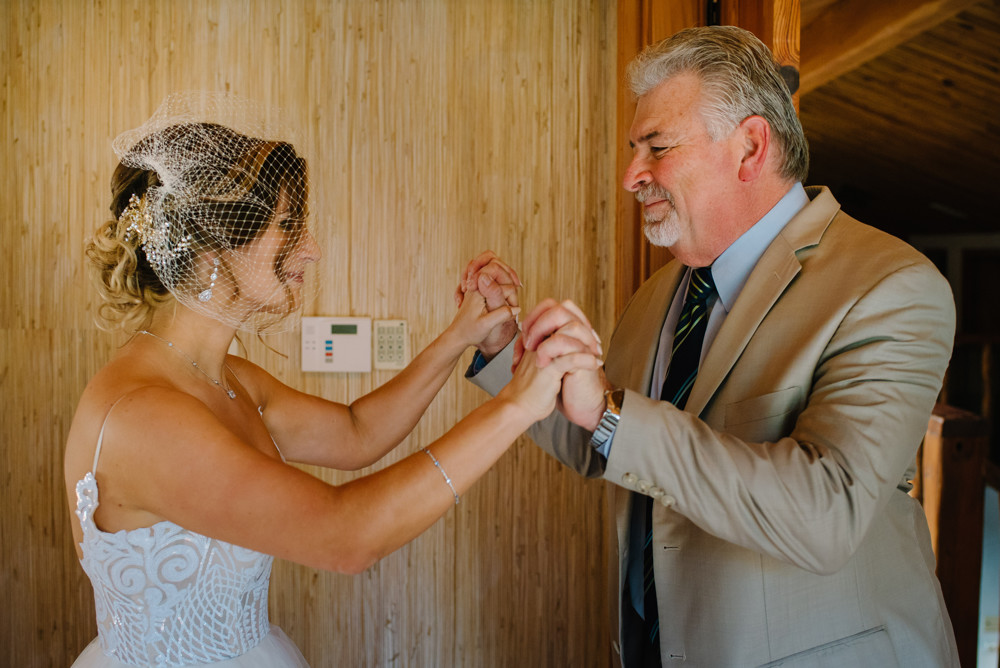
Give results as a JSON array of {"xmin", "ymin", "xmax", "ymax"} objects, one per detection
[
  {"xmin": 800, "ymin": 0, "xmax": 982, "ymax": 95},
  {"xmin": 721, "ymin": 0, "xmax": 802, "ymax": 109}
]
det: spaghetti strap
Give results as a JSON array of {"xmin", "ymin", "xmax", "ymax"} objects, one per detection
[
  {"xmin": 257, "ymin": 404, "xmax": 287, "ymax": 463},
  {"xmin": 90, "ymin": 395, "xmax": 131, "ymax": 474}
]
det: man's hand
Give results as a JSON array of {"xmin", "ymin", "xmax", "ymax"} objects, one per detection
[
  {"xmin": 518, "ymin": 299, "xmax": 610, "ymax": 431},
  {"xmin": 455, "ymin": 251, "xmax": 522, "ymax": 359}
]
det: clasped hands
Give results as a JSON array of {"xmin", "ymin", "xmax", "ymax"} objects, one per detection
[{"xmin": 456, "ymin": 251, "xmax": 611, "ymax": 431}]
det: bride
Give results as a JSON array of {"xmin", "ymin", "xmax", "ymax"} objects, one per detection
[{"xmin": 63, "ymin": 95, "xmax": 599, "ymax": 667}]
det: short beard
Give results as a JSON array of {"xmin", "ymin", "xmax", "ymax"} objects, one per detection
[{"xmin": 636, "ymin": 183, "xmax": 680, "ymax": 248}]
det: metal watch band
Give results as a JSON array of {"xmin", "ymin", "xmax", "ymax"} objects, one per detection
[{"xmin": 590, "ymin": 388, "xmax": 624, "ymax": 453}]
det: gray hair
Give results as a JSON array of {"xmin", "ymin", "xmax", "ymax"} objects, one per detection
[{"xmin": 627, "ymin": 26, "xmax": 808, "ymax": 183}]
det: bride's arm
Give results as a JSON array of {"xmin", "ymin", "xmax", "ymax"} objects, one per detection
[
  {"xmin": 234, "ymin": 289, "xmax": 518, "ymax": 470},
  {"xmin": 97, "ymin": 347, "xmax": 596, "ymax": 573}
]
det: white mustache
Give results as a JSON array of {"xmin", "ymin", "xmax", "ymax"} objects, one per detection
[{"xmin": 635, "ymin": 183, "xmax": 673, "ymax": 206}]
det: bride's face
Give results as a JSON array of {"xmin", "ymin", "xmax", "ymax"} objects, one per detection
[{"xmin": 233, "ymin": 192, "xmax": 321, "ymax": 315}]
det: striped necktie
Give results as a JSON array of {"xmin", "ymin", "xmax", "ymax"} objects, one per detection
[
  {"xmin": 659, "ymin": 266, "xmax": 717, "ymax": 408},
  {"xmin": 632, "ymin": 266, "xmax": 717, "ymax": 654}
]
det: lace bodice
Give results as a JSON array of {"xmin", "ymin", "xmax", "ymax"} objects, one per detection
[
  {"xmin": 75, "ymin": 472, "xmax": 273, "ymax": 667},
  {"xmin": 73, "ymin": 398, "xmax": 279, "ymax": 667}
]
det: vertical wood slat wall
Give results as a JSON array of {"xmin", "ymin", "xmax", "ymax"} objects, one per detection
[{"xmin": 0, "ymin": 1, "xmax": 616, "ymax": 665}]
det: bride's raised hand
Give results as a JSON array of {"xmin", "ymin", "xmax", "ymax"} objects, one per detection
[
  {"xmin": 454, "ymin": 251, "xmax": 521, "ymax": 357},
  {"xmin": 446, "ymin": 288, "xmax": 520, "ymax": 349},
  {"xmin": 497, "ymin": 346, "xmax": 602, "ymax": 424}
]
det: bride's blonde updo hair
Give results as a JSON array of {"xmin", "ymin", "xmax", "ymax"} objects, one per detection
[
  {"xmin": 87, "ymin": 93, "xmax": 309, "ymax": 333},
  {"xmin": 87, "ymin": 161, "xmax": 173, "ymax": 331}
]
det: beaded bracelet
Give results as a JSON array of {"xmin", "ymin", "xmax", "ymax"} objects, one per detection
[{"xmin": 423, "ymin": 447, "xmax": 459, "ymax": 505}]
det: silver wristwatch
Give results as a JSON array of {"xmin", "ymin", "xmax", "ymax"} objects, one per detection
[{"xmin": 589, "ymin": 388, "xmax": 624, "ymax": 456}]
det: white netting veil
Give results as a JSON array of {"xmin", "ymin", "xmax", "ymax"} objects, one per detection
[{"xmin": 111, "ymin": 91, "xmax": 316, "ymax": 333}]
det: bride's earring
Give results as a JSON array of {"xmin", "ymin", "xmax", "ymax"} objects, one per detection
[{"xmin": 198, "ymin": 258, "xmax": 220, "ymax": 302}]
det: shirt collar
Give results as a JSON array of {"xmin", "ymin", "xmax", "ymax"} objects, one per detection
[{"xmin": 710, "ymin": 182, "xmax": 808, "ymax": 312}]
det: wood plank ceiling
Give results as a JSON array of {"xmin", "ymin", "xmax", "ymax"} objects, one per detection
[{"xmin": 799, "ymin": 0, "xmax": 1000, "ymax": 239}]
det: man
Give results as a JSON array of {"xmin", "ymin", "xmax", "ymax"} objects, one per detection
[{"xmin": 460, "ymin": 26, "xmax": 959, "ymax": 667}]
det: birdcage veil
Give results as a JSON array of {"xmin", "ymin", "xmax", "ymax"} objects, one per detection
[{"xmin": 112, "ymin": 91, "xmax": 314, "ymax": 333}]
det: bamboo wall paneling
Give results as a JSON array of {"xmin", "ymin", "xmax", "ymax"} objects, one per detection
[{"xmin": 1, "ymin": 1, "xmax": 616, "ymax": 665}]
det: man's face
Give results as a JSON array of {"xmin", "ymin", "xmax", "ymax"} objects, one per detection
[{"xmin": 623, "ymin": 72, "xmax": 744, "ymax": 267}]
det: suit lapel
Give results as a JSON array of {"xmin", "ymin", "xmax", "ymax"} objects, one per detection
[
  {"xmin": 606, "ymin": 262, "xmax": 685, "ymax": 396},
  {"xmin": 686, "ymin": 238, "xmax": 800, "ymax": 414},
  {"xmin": 685, "ymin": 186, "xmax": 841, "ymax": 415}
]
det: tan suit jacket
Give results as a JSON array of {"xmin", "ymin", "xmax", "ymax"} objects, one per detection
[{"xmin": 472, "ymin": 187, "xmax": 959, "ymax": 667}]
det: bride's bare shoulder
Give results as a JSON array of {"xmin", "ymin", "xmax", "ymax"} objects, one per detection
[{"xmin": 63, "ymin": 351, "xmax": 195, "ymax": 480}]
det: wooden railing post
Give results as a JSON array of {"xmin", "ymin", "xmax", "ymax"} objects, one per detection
[{"xmin": 920, "ymin": 403, "xmax": 989, "ymax": 668}]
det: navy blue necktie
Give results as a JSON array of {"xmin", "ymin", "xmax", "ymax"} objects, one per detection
[{"xmin": 632, "ymin": 266, "xmax": 716, "ymax": 655}]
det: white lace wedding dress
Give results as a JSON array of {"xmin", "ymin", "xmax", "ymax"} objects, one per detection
[{"xmin": 71, "ymin": 411, "xmax": 310, "ymax": 667}]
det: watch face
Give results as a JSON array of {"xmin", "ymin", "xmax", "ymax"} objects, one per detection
[{"xmin": 606, "ymin": 388, "xmax": 624, "ymax": 415}]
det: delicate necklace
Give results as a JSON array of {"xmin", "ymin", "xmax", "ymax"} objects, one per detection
[{"xmin": 138, "ymin": 330, "xmax": 237, "ymax": 399}]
